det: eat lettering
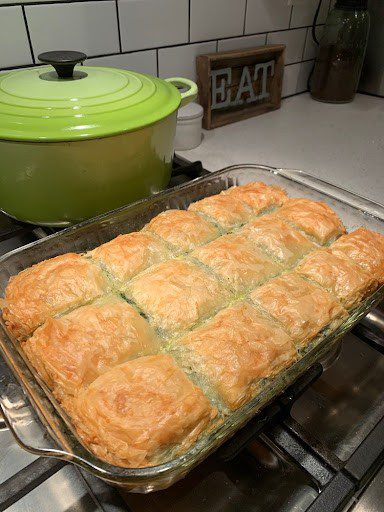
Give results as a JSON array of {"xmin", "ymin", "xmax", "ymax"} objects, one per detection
[{"xmin": 211, "ymin": 60, "xmax": 275, "ymax": 110}]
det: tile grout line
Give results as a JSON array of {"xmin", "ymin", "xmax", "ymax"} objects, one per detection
[
  {"xmin": 114, "ymin": 0, "xmax": 122, "ymax": 54},
  {"xmin": 21, "ymin": 5, "xmax": 35, "ymax": 64},
  {"xmin": 188, "ymin": 0, "xmax": 191, "ymax": 43},
  {"xmin": 289, "ymin": 5, "xmax": 293, "ymax": 29},
  {"xmin": 242, "ymin": 0, "xmax": 248, "ymax": 36}
]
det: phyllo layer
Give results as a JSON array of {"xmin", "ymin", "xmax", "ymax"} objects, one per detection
[
  {"xmin": 249, "ymin": 273, "xmax": 347, "ymax": 347},
  {"xmin": 23, "ymin": 295, "xmax": 158, "ymax": 400},
  {"xmin": 89, "ymin": 232, "xmax": 171, "ymax": 285},
  {"xmin": 2, "ymin": 253, "xmax": 109, "ymax": 340},
  {"xmin": 223, "ymin": 182, "xmax": 287, "ymax": 214},
  {"xmin": 175, "ymin": 302, "xmax": 296, "ymax": 410},
  {"xmin": 125, "ymin": 259, "xmax": 231, "ymax": 335},
  {"xmin": 72, "ymin": 354, "xmax": 216, "ymax": 467},
  {"xmin": 144, "ymin": 209, "xmax": 219, "ymax": 254}
]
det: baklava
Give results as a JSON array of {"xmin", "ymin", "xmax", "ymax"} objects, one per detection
[
  {"xmin": 23, "ymin": 295, "xmax": 159, "ymax": 400},
  {"xmin": 223, "ymin": 182, "xmax": 288, "ymax": 214},
  {"xmin": 125, "ymin": 259, "xmax": 231, "ymax": 335},
  {"xmin": 249, "ymin": 273, "xmax": 347, "ymax": 347},
  {"xmin": 240, "ymin": 216, "xmax": 316, "ymax": 267},
  {"xmin": 331, "ymin": 228, "xmax": 384, "ymax": 283},
  {"xmin": 273, "ymin": 198, "xmax": 346, "ymax": 244},
  {"xmin": 71, "ymin": 354, "xmax": 216, "ymax": 468},
  {"xmin": 191, "ymin": 233, "xmax": 281, "ymax": 293},
  {"xmin": 296, "ymin": 249, "xmax": 377, "ymax": 309},
  {"xmin": 2, "ymin": 253, "xmax": 109, "ymax": 340},
  {"xmin": 174, "ymin": 301, "xmax": 296, "ymax": 410},
  {"xmin": 88, "ymin": 232, "xmax": 171, "ymax": 285},
  {"xmin": 144, "ymin": 209, "xmax": 220, "ymax": 254}
]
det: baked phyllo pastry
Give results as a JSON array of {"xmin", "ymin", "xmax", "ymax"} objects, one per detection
[
  {"xmin": 191, "ymin": 233, "xmax": 281, "ymax": 293},
  {"xmin": 144, "ymin": 209, "xmax": 219, "ymax": 254},
  {"xmin": 175, "ymin": 302, "xmax": 296, "ymax": 410},
  {"xmin": 23, "ymin": 295, "xmax": 158, "ymax": 400},
  {"xmin": 240, "ymin": 216, "xmax": 316, "ymax": 267},
  {"xmin": 249, "ymin": 273, "xmax": 347, "ymax": 347},
  {"xmin": 88, "ymin": 232, "xmax": 171, "ymax": 285},
  {"xmin": 223, "ymin": 182, "xmax": 288, "ymax": 214},
  {"xmin": 188, "ymin": 193, "xmax": 253, "ymax": 231},
  {"xmin": 2, "ymin": 254, "xmax": 109, "ymax": 341},
  {"xmin": 125, "ymin": 260, "xmax": 231, "ymax": 335},
  {"xmin": 296, "ymin": 249, "xmax": 377, "ymax": 310},
  {"xmin": 72, "ymin": 354, "xmax": 216, "ymax": 468},
  {"xmin": 273, "ymin": 198, "xmax": 346, "ymax": 245},
  {"xmin": 331, "ymin": 228, "xmax": 384, "ymax": 284}
]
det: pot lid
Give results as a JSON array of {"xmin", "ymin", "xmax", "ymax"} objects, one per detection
[{"xmin": 0, "ymin": 51, "xmax": 187, "ymax": 142}]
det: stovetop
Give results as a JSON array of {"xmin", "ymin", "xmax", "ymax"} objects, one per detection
[{"xmin": 0, "ymin": 157, "xmax": 383, "ymax": 512}]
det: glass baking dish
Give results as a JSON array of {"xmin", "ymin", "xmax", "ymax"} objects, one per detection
[{"xmin": 0, "ymin": 164, "xmax": 383, "ymax": 492}]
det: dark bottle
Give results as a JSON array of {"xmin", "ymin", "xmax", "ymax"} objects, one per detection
[{"xmin": 310, "ymin": 0, "xmax": 370, "ymax": 103}]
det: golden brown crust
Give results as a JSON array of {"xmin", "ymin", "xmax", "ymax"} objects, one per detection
[
  {"xmin": 273, "ymin": 198, "xmax": 346, "ymax": 245},
  {"xmin": 125, "ymin": 260, "xmax": 231, "ymax": 335},
  {"xmin": 89, "ymin": 232, "xmax": 171, "ymax": 284},
  {"xmin": 2, "ymin": 254, "xmax": 109, "ymax": 340},
  {"xmin": 191, "ymin": 233, "xmax": 281, "ymax": 293},
  {"xmin": 176, "ymin": 302, "xmax": 296, "ymax": 410},
  {"xmin": 71, "ymin": 355, "xmax": 216, "ymax": 468},
  {"xmin": 23, "ymin": 295, "xmax": 159, "ymax": 400},
  {"xmin": 331, "ymin": 228, "xmax": 384, "ymax": 284},
  {"xmin": 249, "ymin": 273, "xmax": 347, "ymax": 347},
  {"xmin": 296, "ymin": 249, "xmax": 378, "ymax": 309},
  {"xmin": 240, "ymin": 216, "xmax": 316, "ymax": 267},
  {"xmin": 223, "ymin": 182, "xmax": 288, "ymax": 214},
  {"xmin": 144, "ymin": 209, "xmax": 220, "ymax": 253},
  {"xmin": 188, "ymin": 193, "xmax": 253, "ymax": 230}
]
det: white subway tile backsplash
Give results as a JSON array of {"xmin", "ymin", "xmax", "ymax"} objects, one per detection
[
  {"xmin": 190, "ymin": 0, "xmax": 246, "ymax": 42},
  {"xmin": 0, "ymin": 7, "xmax": 32, "ymax": 68},
  {"xmin": 218, "ymin": 33, "xmax": 266, "ymax": 52},
  {"xmin": 158, "ymin": 41, "xmax": 216, "ymax": 81},
  {"xmin": 245, "ymin": 0, "xmax": 291, "ymax": 35},
  {"xmin": 267, "ymin": 28, "xmax": 306, "ymax": 65},
  {"xmin": 119, "ymin": 0, "xmax": 188, "ymax": 52},
  {"xmin": 303, "ymin": 26, "xmax": 323, "ymax": 60},
  {"xmin": 291, "ymin": 0, "xmax": 330, "ymax": 28},
  {"xmin": 282, "ymin": 60, "xmax": 313, "ymax": 97},
  {"xmin": 86, "ymin": 50, "xmax": 157, "ymax": 75},
  {"xmin": 25, "ymin": 1, "xmax": 119, "ymax": 59}
]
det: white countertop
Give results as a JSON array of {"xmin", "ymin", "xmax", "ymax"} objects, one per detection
[{"xmin": 178, "ymin": 93, "xmax": 384, "ymax": 204}]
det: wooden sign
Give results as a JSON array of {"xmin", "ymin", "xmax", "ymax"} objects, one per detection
[{"xmin": 196, "ymin": 45, "xmax": 285, "ymax": 130}]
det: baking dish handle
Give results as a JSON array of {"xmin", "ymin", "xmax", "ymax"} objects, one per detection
[
  {"xmin": 165, "ymin": 77, "xmax": 198, "ymax": 108},
  {"xmin": 277, "ymin": 168, "xmax": 384, "ymax": 220}
]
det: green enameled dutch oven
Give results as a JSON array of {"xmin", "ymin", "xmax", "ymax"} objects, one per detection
[{"xmin": 0, "ymin": 50, "xmax": 197, "ymax": 226}]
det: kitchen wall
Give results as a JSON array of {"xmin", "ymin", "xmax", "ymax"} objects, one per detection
[{"xmin": 0, "ymin": 0, "xmax": 331, "ymax": 98}]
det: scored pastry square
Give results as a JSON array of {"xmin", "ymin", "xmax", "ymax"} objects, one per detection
[
  {"xmin": 249, "ymin": 273, "xmax": 347, "ymax": 347},
  {"xmin": 144, "ymin": 209, "xmax": 220, "ymax": 254},
  {"xmin": 240, "ymin": 216, "xmax": 316, "ymax": 267},
  {"xmin": 175, "ymin": 302, "xmax": 296, "ymax": 410},
  {"xmin": 88, "ymin": 232, "xmax": 171, "ymax": 285},
  {"xmin": 125, "ymin": 259, "xmax": 231, "ymax": 335},
  {"xmin": 72, "ymin": 354, "xmax": 216, "ymax": 468},
  {"xmin": 23, "ymin": 295, "xmax": 159, "ymax": 400},
  {"xmin": 296, "ymin": 249, "xmax": 378, "ymax": 309},
  {"xmin": 331, "ymin": 228, "xmax": 384, "ymax": 284},
  {"xmin": 2, "ymin": 253, "xmax": 109, "ymax": 341},
  {"xmin": 191, "ymin": 233, "xmax": 281, "ymax": 293},
  {"xmin": 273, "ymin": 198, "xmax": 346, "ymax": 245},
  {"xmin": 223, "ymin": 182, "xmax": 288, "ymax": 214},
  {"xmin": 188, "ymin": 193, "xmax": 254, "ymax": 231}
]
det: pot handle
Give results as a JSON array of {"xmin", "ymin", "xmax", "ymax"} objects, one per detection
[{"xmin": 165, "ymin": 77, "xmax": 198, "ymax": 108}]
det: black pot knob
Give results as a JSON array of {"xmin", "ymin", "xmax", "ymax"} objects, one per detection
[{"xmin": 38, "ymin": 50, "xmax": 87, "ymax": 79}]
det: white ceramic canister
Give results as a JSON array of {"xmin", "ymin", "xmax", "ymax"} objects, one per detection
[{"xmin": 174, "ymin": 102, "xmax": 204, "ymax": 151}]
